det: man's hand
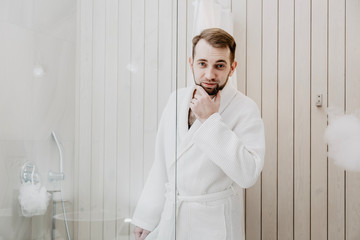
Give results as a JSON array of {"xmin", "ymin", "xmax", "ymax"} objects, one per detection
[
  {"xmin": 190, "ymin": 85, "xmax": 221, "ymax": 123},
  {"xmin": 134, "ymin": 226, "xmax": 151, "ymax": 240}
]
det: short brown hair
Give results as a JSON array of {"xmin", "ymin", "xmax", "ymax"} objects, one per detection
[{"xmin": 192, "ymin": 28, "xmax": 236, "ymax": 63}]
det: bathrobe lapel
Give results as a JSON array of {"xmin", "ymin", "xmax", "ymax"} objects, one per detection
[
  {"xmin": 175, "ymin": 83, "xmax": 238, "ymax": 161},
  {"xmin": 176, "ymin": 85, "xmax": 197, "ymax": 158}
]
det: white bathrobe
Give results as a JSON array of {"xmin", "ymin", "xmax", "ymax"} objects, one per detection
[{"xmin": 132, "ymin": 83, "xmax": 265, "ymax": 240}]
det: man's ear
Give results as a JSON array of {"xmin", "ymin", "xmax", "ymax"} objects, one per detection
[
  {"xmin": 189, "ymin": 57, "xmax": 193, "ymax": 68},
  {"xmin": 229, "ymin": 61, "xmax": 238, "ymax": 77}
]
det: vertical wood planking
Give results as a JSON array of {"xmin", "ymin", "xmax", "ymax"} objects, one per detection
[
  {"xmin": 233, "ymin": 0, "xmax": 247, "ymax": 94},
  {"xmin": 186, "ymin": 0, "xmax": 194, "ymax": 87},
  {"xmin": 328, "ymin": 0, "xmax": 345, "ymax": 239},
  {"xmin": 261, "ymin": 0, "xmax": 277, "ymax": 239},
  {"xmin": 77, "ymin": 0, "xmax": 93, "ymax": 238},
  {"xmin": 130, "ymin": 0, "xmax": 145, "ymax": 216},
  {"xmin": 311, "ymin": 0, "xmax": 328, "ymax": 239},
  {"xmin": 91, "ymin": 0, "xmax": 105, "ymax": 238},
  {"xmin": 103, "ymin": 0, "xmax": 119, "ymax": 238},
  {"xmin": 245, "ymin": 0, "xmax": 262, "ymax": 239},
  {"xmin": 232, "ymin": 1, "xmax": 247, "ymax": 235},
  {"xmin": 117, "ymin": 0, "xmax": 132, "ymax": 238},
  {"xmin": 144, "ymin": 0, "xmax": 159, "ymax": 183},
  {"xmin": 158, "ymin": 0, "xmax": 173, "ymax": 118},
  {"xmin": 177, "ymin": 0, "xmax": 187, "ymax": 89},
  {"xmin": 346, "ymin": 0, "xmax": 360, "ymax": 239},
  {"xmin": 74, "ymin": 0, "xmax": 81, "ymax": 238},
  {"xmin": 172, "ymin": 0, "xmax": 178, "ymax": 92},
  {"xmin": 294, "ymin": 0, "xmax": 311, "ymax": 239},
  {"xmin": 277, "ymin": 0, "xmax": 294, "ymax": 239}
]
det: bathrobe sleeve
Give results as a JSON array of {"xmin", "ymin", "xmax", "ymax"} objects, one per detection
[
  {"xmin": 131, "ymin": 93, "xmax": 176, "ymax": 231},
  {"xmin": 192, "ymin": 99, "xmax": 265, "ymax": 188}
]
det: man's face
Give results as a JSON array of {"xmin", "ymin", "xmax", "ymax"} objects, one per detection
[{"xmin": 190, "ymin": 39, "xmax": 237, "ymax": 95}]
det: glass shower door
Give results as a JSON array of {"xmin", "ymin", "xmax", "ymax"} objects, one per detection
[
  {"xmin": 0, "ymin": 0, "xmax": 76, "ymax": 239},
  {"xmin": 0, "ymin": 0, "xmax": 179, "ymax": 239}
]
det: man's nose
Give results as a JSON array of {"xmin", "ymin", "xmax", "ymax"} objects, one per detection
[{"xmin": 205, "ymin": 67, "xmax": 216, "ymax": 80}]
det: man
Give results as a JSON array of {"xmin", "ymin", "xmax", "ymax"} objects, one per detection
[{"xmin": 132, "ymin": 28, "xmax": 265, "ymax": 240}]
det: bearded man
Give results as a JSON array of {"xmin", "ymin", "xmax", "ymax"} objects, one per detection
[{"xmin": 132, "ymin": 28, "xmax": 265, "ymax": 240}]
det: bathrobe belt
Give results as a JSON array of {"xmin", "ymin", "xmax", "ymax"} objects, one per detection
[
  {"xmin": 157, "ymin": 183, "xmax": 237, "ymax": 238},
  {"xmin": 165, "ymin": 183, "xmax": 237, "ymax": 205}
]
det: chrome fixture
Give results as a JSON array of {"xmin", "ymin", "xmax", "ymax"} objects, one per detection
[{"xmin": 48, "ymin": 131, "xmax": 65, "ymax": 182}]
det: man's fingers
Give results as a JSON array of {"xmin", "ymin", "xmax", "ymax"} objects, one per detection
[
  {"xmin": 140, "ymin": 230, "xmax": 150, "ymax": 240},
  {"xmin": 214, "ymin": 90, "xmax": 221, "ymax": 103},
  {"xmin": 194, "ymin": 85, "xmax": 208, "ymax": 96},
  {"xmin": 192, "ymin": 88, "xmax": 197, "ymax": 98},
  {"xmin": 134, "ymin": 226, "xmax": 149, "ymax": 240},
  {"xmin": 134, "ymin": 231, "xmax": 141, "ymax": 240}
]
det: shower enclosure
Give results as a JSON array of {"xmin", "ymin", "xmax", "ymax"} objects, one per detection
[{"xmin": 0, "ymin": 0, "xmax": 182, "ymax": 239}]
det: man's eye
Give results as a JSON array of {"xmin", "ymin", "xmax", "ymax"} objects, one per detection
[
  {"xmin": 199, "ymin": 62, "xmax": 206, "ymax": 67},
  {"xmin": 217, "ymin": 64, "xmax": 224, "ymax": 68}
]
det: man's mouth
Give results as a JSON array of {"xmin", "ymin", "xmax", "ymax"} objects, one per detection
[
  {"xmin": 201, "ymin": 82, "xmax": 218, "ymax": 88},
  {"xmin": 200, "ymin": 82, "xmax": 220, "ymax": 95}
]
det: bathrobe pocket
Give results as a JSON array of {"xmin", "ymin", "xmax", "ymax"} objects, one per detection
[{"xmin": 188, "ymin": 203, "xmax": 226, "ymax": 240}]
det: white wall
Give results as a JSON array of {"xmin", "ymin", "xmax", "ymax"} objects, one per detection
[
  {"xmin": 0, "ymin": 0, "xmax": 76, "ymax": 239},
  {"xmin": 75, "ymin": 0, "xmax": 179, "ymax": 239},
  {"xmin": 76, "ymin": 0, "xmax": 360, "ymax": 240},
  {"xmin": 242, "ymin": 0, "xmax": 360, "ymax": 239}
]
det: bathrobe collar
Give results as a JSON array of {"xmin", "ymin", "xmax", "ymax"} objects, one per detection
[{"xmin": 176, "ymin": 82, "xmax": 238, "ymax": 158}]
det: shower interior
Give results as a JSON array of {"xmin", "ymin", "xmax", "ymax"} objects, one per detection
[
  {"xmin": 18, "ymin": 132, "xmax": 71, "ymax": 240},
  {"xmin": 49, "ymin": 131, "xmax": 71, "ymax": 240},
  {"xmin": 0, "ymin": 0, "xmax": 177, "ymax": 238}
]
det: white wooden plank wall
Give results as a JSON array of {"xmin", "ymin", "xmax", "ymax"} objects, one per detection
[
  {"xmin": 76, "ymin": 0, "xmax": 177, "ymax": 239},
  {"xmin": 233, "ymin": 0, "xmax": 247, "ymax": 93},
  {"xmin": 241, "ymin": 0, "xmax": 360, "ymax": 239},
  {"xmin": 117, "ymin": 0, "xmax": 131, "ymax": 238},
  {"xmin": 246, "ymin": 0, "xmax": 263, "ymax": 239},
  {"xmin": 294, "ymin": 0, "xmax": 311, "ymax": 239},
  {"xmin": 75, "ymin": 0, "xmax": 360, "ymax": 239},
  {"xmin": 76, "ymin": 0, "xmax": 93, "ymax": 238},
  {"xmin": 91, "ymin": 0, "xmax": 105, "ymax": 238},
  {"xmin": 311, "ymin": 0, "xmax": 328, "ymax": 239},
  {"xmin": 328, "ymin": 0, "xmax": 345, "ymax": 239},
  {"xmin": 261, "ymin": 0, "xmax": 278, "ymax": 239},
  {"xmin": 346, "ymin": 1, "xmax": 360, "ymax": 239},
  {"xmin": 277, "ymin": 0, "xmax": 295, "ymax": 239},
  {"xmin": 328, "ymin": 0, "xmax": 346, "ymax": 237},
  {"xmin": 104, "ymin": 0, "xmax": 119, "ymax": 238}
]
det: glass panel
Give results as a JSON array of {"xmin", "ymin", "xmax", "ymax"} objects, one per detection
[
  {"xmin": 0, "ymin": 0, "xmax": 179, "ymax": 239},
  {"xmin": 0, "ymin": 0, "xmax": 76, "ymax": 239}
]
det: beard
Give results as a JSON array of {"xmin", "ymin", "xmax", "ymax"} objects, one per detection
[
  {"xmin": 192, "ymin": 70, "xmax": 231, "ymax": 96},
  {"xmin": 198, "ymin": 82, "xmax": 220, "ymax": 95}
]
